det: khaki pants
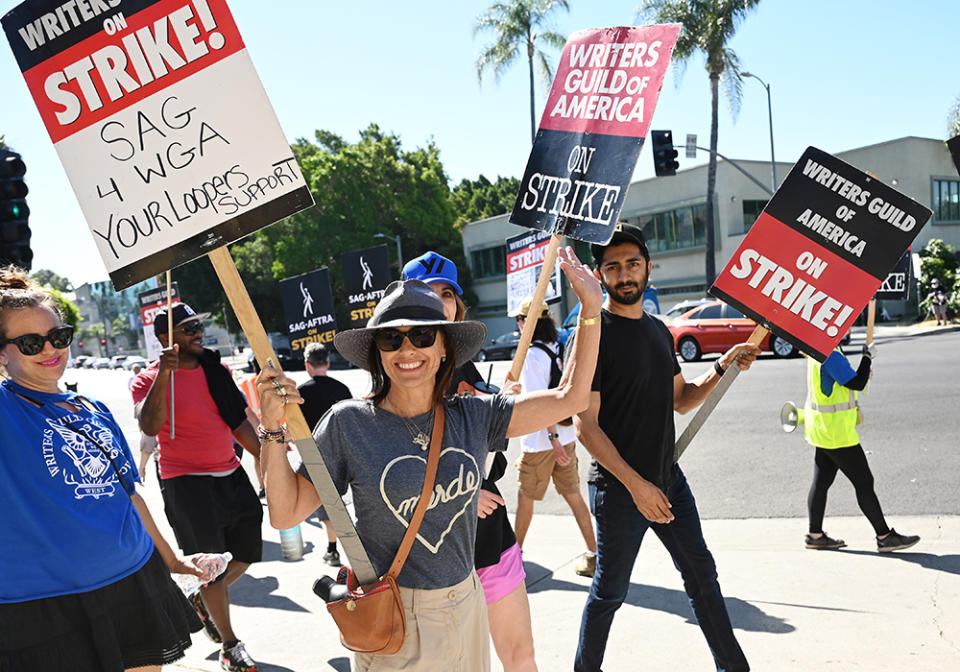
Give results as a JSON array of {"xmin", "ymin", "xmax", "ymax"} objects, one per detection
[{"xmin": 354, "ymin": 572, "xmax": 490, "ymax": 672}]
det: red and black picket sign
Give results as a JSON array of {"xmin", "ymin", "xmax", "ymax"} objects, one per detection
[
  {"xmin": 509, "ymin": 24, "xmax": 680, "ymax": 244},
  {"xmin": 711, "ymin": 146, "xmax": 932, "ymax": 362}
]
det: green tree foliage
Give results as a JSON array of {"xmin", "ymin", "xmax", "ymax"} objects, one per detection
[
  {"xmin": 31, "ymin": 268, "xmax": 73, "ymax": 292},
  {"xmin": 474, "ymin": 0, "xmax": 569, "ymax": 144},
  {"xmin": 217, "ymin": 124, "xmax": 465, "ymax": 331},
  {"xmin": 451, "ymin": 175, "xmax": 521, "ymax": 228},
  {"xmin": 639, "ymin": 0, "xmax": 761, "ymax": 287},
  {"xmin": 48, "ymin": 287, "xmax": 80, "ymax": 330},
  {"xmin": 918, "ymin": 238, "xmax": 959, "ymax": 320},
  {"xmin": 948, "ymin": 95, "xmax": 960, "ymax": 138}
]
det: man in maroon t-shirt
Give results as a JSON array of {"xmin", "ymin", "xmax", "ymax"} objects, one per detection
[{"xmin": 132, "ymin": 304, "xmax": 261, "ymax": 672}]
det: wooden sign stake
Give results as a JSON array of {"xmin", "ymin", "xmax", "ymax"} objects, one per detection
[
  {"xmin": 166, "ymin": 270, "xmax": 175, "ymax": 440},
  {"xmin": 507, "ymin": 234, "xmax": 563, "ymax": 382},
  {"xmin": 674, "ymin": 325, "xmax": 768, "ymax": 461},
  {"xmin": 865, "ymin": 298, "xmax": 877, "ymax": 346},
  {"xmin": 207, "ymin": 246, "xmax": 377, "ymax": 585}
]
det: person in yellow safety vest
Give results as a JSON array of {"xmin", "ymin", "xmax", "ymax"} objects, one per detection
[{"xmin": 803, "ymin": 343, "xmax": 920, "ymax": 553}]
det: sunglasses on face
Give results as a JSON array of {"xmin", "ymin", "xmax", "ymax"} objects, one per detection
[
  {"xmin": 176, "ymin": 321, "xmax": 205, "ymax": 336},
  {"xmin": 374, "ymin": 326, "xmax": 439, "ymax": 352},
  {"xmin": 0, "ymin": 325, "xmax": 75, "ymax": 356}
]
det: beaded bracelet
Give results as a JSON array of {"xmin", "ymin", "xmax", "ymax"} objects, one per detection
[{"xmin": 257, "ymin": 425, "xmax": 286, "ymax": 443}]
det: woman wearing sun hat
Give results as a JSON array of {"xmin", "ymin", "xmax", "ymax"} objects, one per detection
[{"xmin": 257, "ymin": 247, "xmax": 603, "ymax": 671}]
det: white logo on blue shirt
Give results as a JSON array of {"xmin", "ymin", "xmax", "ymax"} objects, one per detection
[{"xmin": 43, "ymin": 415, "xmax": 130, "ymax": 500}]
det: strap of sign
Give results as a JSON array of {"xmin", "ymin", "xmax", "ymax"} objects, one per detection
[
  {"xmin": 674, "ymin": 361, "xmax": 742, "ymax": 462},
  {"xmin": 295, "ymin": 437, "xmax": 378, "ymax": 586}
]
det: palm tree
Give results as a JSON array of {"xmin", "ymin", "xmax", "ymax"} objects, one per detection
[
  {"xmin": 474, "ymin": 0, "xmax": 570, "ymax": 145},
  {"xmin": 640, "ymin": 0, "xmax": 761, "ymax": 286}
]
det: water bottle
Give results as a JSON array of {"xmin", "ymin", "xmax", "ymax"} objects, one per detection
[
  {"xmin": 279, "ymin": 525, "xmax": 304, "ymax": 561},
  {"xmin": 172, "ymin": 552, "xmax": 233, "ymax": 594}
]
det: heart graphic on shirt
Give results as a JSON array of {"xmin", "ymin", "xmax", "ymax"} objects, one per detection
[{"xmin": 379, "ymin": 447, "xmax": 480, "ymax": 554}]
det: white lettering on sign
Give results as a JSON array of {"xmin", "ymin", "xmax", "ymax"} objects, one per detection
[
  {"xmin": 508, "ymin": 245, "xmax": 547, "ymax": 272},
  {"xmin": 519, "ymin": 173, "xmax": 621, "ymax": 226},
  {"xmin": 796, "ymin": 208, "xmax": 866, "ymax": 258},
  {"xmin": 729, "ymin": 248, "xmax": 854, "ymax": 338}
]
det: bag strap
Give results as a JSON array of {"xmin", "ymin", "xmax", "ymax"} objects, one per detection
[{"xmin": 386, "ymin": 405, "xmax": 446, "ymax": 579}]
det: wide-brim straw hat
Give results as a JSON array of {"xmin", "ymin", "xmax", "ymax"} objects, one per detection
[{"xmin": 333, "ymin": 279, "xmax": 487, "ymax": 370}]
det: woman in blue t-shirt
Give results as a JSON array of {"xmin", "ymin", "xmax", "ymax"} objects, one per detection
[{"xmin": 0, "ymin": 267, "xmax": 203, "ymax": 672}]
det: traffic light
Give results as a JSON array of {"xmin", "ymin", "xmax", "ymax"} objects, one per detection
[
  {"xmin": 651, "ymin": 130, "xmax": 680, "ymax": 177},
  {"xmin": 0, "ymin": 149, "xmax": 32, "ymax": 270}
]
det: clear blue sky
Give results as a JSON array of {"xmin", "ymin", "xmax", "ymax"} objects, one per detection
[{"xmin": 2, "ymin": 0, "xmax": 957, "ymax": 286}]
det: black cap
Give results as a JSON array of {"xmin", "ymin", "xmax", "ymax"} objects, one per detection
[
  {"xmin": 591, "ymin": 223, "xmax": 650, "ymax": 265},
  {"xmin": 154, "ymin": 304, "xmax": 210, "ymax": 337}
]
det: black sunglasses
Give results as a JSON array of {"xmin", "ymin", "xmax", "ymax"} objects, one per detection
[
  {"xmin": 0, "ymin": 325, "xmax": 75, "ymax": 356},
  {"xmin": 176, "ymin": 321, "xmax": 205, "ymax": 336},
  {"xmin": 374, "ymin": 326, "xmax": 439, "ymax": 352}
]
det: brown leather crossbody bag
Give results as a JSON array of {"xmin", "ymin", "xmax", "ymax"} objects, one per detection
[{"xmin": 325, "ymin": 406, "xmax": 445, "ymax": 654}]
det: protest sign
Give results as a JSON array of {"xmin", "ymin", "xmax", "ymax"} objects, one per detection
[
  {"xmin": 279, "ymin": 267, "xmax": 337, "ymax": 356},
  {"xmin": 2, "ymin": 0, "xmax": 314, "ymax": 290},
  {"xmin": 510, "ymin": 24, "xmax": 679, "ymax": 242},
  {"xmin": 875, "ymin": 249, "xmax": 911, "ymax": 301},
  {"xmin": 711, "ymin": 146, "xmax": 932, "ymax": 362},
  {"xmin": 138, "ymin": 281, "xmax": 179, "ymax": 360},
  {"xmin": 506, "ymin": 229, "xmax": 562, "ymax": 315},
  {"xmin": 340, "ymin": 244, "xmax": 391, "ymax": 328}
]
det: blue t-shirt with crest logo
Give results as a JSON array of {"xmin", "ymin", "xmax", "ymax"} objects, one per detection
[{"xmin": 0, "ymin": 379, "xmax": 152, "ymax": 603}]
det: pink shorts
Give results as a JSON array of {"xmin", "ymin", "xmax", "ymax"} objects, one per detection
[{"xmin": 475, "ymin": 542, "xmax": 525, "ymax": 604}]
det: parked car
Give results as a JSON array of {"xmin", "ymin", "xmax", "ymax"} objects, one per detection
[
  {"xmin": 73, "ymin": 355, "xmax": 91, "ymax": 368},
  {"xmin": 475, "ymin": 331, "xmax": 521, "ymax": 362},
  {"xmin": 246, "ymin": 332, "xmax": 305, "ymax": 373},
  {"xmin": 123, "ymin": 356, "xmax": 149, "ymax": 370},
  {"xmin": 667, "ymin": 300, "xmax": 792, "ymax": 361},
  {"xmin": 658, "ymin": 298, "xmax": 713, "ymax": 323},
  {"xmin": 109, "ymin": 355, "xmax": 128, "ymax": 369},
  {"xmin": 92, "ymin": 357, "xmax": 112, "ymax": 369}
]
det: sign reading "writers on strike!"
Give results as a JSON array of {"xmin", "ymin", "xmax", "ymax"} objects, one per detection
[
  {"xmin": 138, "ymin": 281, "xmax": 178, "ymax": 361},
  {"xmin": 506, "ymin": 229, "xmax": 562, "ymax": 316},
  {"xmin": 341, "ymin": 244, "xmax": 391, "ymax": 329},
  {"xmin": 711, "ymin": 147, "xmax": 932, "ymax": 361},
  {"xmin": 511, "ymin": 24, "xmax": 680, "ymax": 241},
  {"xmin": 2, "ymin": 0, "xmax": 314, "ymax": 289},
  {"xmin": 279, "ymin": 268, "xmax": 337, "ymax": 356}
]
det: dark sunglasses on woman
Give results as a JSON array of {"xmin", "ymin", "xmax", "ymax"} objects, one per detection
[
  {"xmin": 0, "ymin": 325, "xmax": 75, "ymax": 356},
  {"xmin": 374, "ymin": 326, "xmax": 439, "ymax": 352}
]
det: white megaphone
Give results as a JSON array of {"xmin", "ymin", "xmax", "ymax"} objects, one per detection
[{"xmin": 780, "ymin": 401, "xmax": 804, "ymax": 433}]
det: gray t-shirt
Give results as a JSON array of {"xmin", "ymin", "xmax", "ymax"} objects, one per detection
[{"xmin": 310, "ymin": 394, "xmax": 514, "ymax": 589}]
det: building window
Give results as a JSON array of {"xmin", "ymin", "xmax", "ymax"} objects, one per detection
[
  {"xmin": 741, "ymin": 199, "xmax": 768, "ymax": 233},
  {"xmin": 625, "ymin": 203, "xmax": 708, "ymax": 252},
  {"xmin": 933, "ymin": 179, "xmax": 960, "ymax": 222},
  {"xmin": 470, "ymin": 245, "xmax": 506, "ymax": 279}
]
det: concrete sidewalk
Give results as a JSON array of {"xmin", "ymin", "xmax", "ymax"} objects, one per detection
[{"xmin": 161, "ymin": 506, "xmax": 960, "ymax": 672}]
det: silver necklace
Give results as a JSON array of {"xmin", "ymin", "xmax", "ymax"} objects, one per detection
[{"xmin": 399, "ymin": 412, "xmax": 432, "ymax": 451}]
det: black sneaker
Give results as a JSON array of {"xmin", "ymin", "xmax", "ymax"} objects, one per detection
[
  {"xmin": 220, "ymin": 641, "xmax": 258, "ymax": 672},
  {"xmin": 188, "ymin": 590, "xmax": 222, "ymax": 643},
  {"xmin": 322, "ymin": 548, "xmax": 342, "ymax": 567},
  {"xmin": 877, "ymin": 528, "xmax": 920, "ymax": 553},
  {"xmin": 805, "ymin": 532, "xmax": 846, "ymax": 550}
]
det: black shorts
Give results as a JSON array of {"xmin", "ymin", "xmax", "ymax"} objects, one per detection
[
  {"xmin": 161, "ymin": 468, "xmax": 263, "ymax": 564},
  {"xmin": 0, "ymin": 549, "xmax": 201, "ymax": 672}
]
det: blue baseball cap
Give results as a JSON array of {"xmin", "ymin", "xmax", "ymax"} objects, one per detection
[{"xmin": 401, "ymin": 251, "xmax": 463, "ymax": 295}]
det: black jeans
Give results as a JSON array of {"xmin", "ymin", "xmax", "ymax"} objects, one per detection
[
  {"xmin": 808, "ymin": 444, "xmax": 889, "ymax": 536},
  {"xmin": 575, "ymin": 467, "xmax": 748, "ymax": 672}
]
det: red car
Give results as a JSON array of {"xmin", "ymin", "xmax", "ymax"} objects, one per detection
[{"xmin": 667, "ymin": 300, "xmax": 797, "ymax": 361}]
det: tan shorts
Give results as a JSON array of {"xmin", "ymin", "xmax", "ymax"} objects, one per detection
[
  {"xmin": 353, "ymin": 571, "xmax": 490, "ymax": 672},
  {"xmin": 516, "ymin": 443, "xmax": 580, "ymax": 500}
]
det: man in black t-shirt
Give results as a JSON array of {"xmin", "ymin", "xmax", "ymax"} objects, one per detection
[
  {"xmin": 297, "ymin": 343, "xmax": 352, "ymax": 565},
  {"xmin": 573, "ymin": 224, "xmax": 760, "ymax": 672}
]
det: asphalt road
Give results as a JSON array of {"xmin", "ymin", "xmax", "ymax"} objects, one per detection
[{"xmin": 65, "ymin": 327, "xmax": 959, "ymax": 535}]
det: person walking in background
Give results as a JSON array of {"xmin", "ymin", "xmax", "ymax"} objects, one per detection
[
  {"xmin": 803, "ymin": 345, "xmax": 920, "ymax": 553},
  {"xmin": 926, "ymin": 278, "xmax": 949, "ymax": 325},
  {"xmin": 0, "ymin": 266, "xmax": 203, "ymax": 672},
  {"xmin": 297, "ymin": 341, "xmax": 352, "ymax": 566},
  {"xmin": 510, "ymin": 297, "xmax": 596, "ymax": 577},
  {"xmin": 574, "ymin": 224, "xmax": 760, "ymax": 672},
  {"xmin": 403, "ymin": 250, "xmax": 538, "ymax": 671},
  {"xmin": 258, "ymin": 251, "xmax": 602, "ymax": 672},
  {"xmin": 132, "ymin": 304, "xmax": 263, "ymax": 672}
]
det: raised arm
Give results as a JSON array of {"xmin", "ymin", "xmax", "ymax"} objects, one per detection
[
  {"xmin": 506, "ymin": 247, "xmax": 603, "ymax": 437},
  {"xmin": 673, "ymin": 342, "xmax": 761, "ymax": 414},
  {"xmin": 136, "ymin": 345, "xmax": 178, "ymax": 435}
]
